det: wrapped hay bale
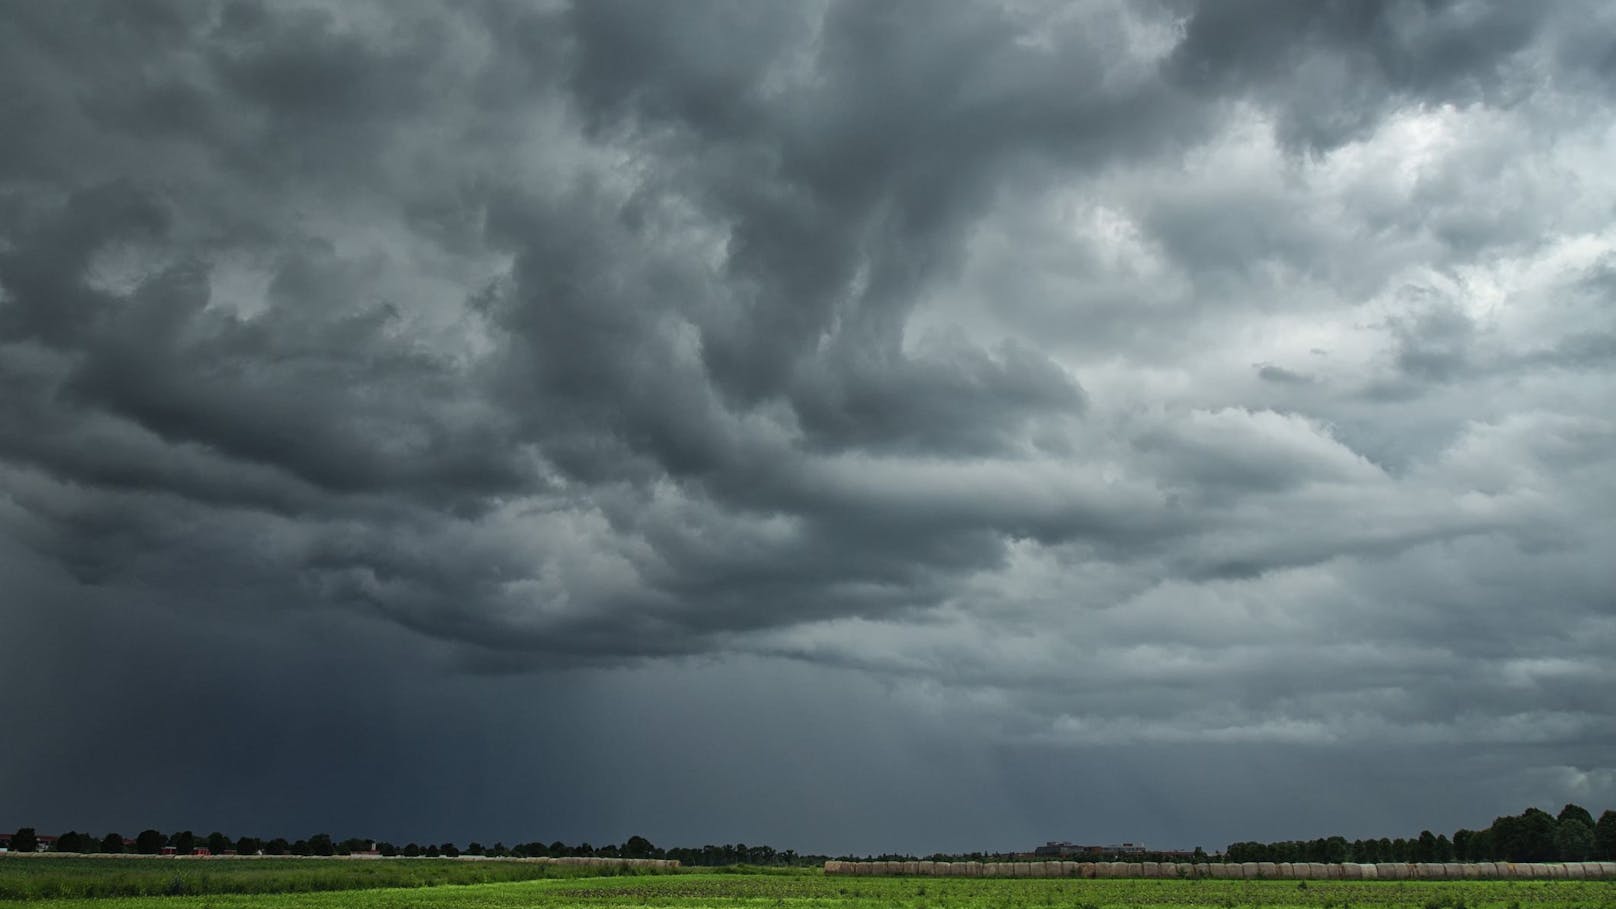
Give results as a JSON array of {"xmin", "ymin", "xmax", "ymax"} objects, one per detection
[
  {"xmin": 1459, "ymin": 863, "xmax": 1479, "ymax": 879},
  {"xmin": 1140, "ymin": 861, "xmax": 1160, "ymax": 878},
  {"xmin": 1421, "ymin": 863, "xmax": 1445, "ymax": 880},
  {"xmin": 1360, "ymin": 864, "xmax": 1379, "ymax": 880},
  {"xmin": 1060, "ymin": 861, "xmax": 1079, "ymax": 876},
  {"xmin": 1291, "ymin": 863, "xmax": 1310, "ymax": 879},
  {"xmin": 1565, "ymin": 862, "xmax": 1586, "ymax": 880},
  {"xmin": 1277, "ymin": 863, "xmax": 1294, "ymax": 879},
  {"xmin": 1079, "ymin": 862, "xmax": 1096, "ymax": 878},
  {"xmin": 1126, "ymin": 862, "xmax": 1143, "ymax": 877}
]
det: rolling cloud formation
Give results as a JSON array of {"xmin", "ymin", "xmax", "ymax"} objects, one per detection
[{"xmin": 1, "ymin": 0, "xmax": 1613, "ymax": 852}]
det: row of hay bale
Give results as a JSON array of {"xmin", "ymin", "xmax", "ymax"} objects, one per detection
[{"xmin": 824, "ymin": 860, "xmax": 1616, "ymax": 879}]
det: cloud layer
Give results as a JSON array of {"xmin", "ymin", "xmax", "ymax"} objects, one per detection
[{"xmin": 2, "ymin": 0, "xmax": 1613, "ymax": 851}]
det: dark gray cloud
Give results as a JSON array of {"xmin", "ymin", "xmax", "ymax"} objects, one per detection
[{"xmin": 2, "ymin": 0, "xmax": 1614, "ymax": 853}]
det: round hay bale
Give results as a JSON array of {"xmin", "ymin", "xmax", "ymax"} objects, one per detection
[
  {"xmin": 1475, "ymin": 862, "xmax": 1498, "ymax": 878},
  {"xmin": 1290, "ymin": 863, "xmax": 1309, "ymax": 879},
  {"xmin": 1140, "ymin": 861, "xmax": 1160, "ymax": 878},
  {"xmin": 1192, "ymin": 863, "xmax": 1213, "ymax": 879},
  {"xmin": 1373, "ymin": 863, "xmax": 1397, "ymax": 880},
  {"xmin": 1324, "ymin": 864, "xmax": 1343, "ymax": 880},
  {"xmin": 1459, "ymin": 863, "xmax": 1479, "ymax": 879},
  {"xmin": 1276, "ymin": 863, "xmax": 1294, "ymax": 879},
  {"xmin": 1360, "ymin": 864, "xmax": 1378, "ymax": 880},
  {"xmin": 1598, "ymin": 862, "xmax": 1616, "ymax": 878},
  {"xmin": 1421, "ymin": 863, "xmax": 1445, "ymax": 880},
  {"xmin": 1565, "ymin": 862, "xmax": 1586, "ymax": 880},
  {"xmin": 1251, "ymin": 862, "xmax": 1271, "ymax": 879},
  {"xmin": 1060, "ymin": 861, "xmax": 1079, "ymax": 877},
  {"xmin": 1341, "ymin": 864, "xmax": 1362, "ymax": 880},
  {"xmin": 1031, "ymin": 862, "xmax": 1050, "ymax": 878},
  {"xmin": 1126, "ymin": 862, "xmax": 1143, "ymax": 877},
  {"xmin": 966, "ymin": 861, "xmax": 982, "ymax": 877},
  {"xmin": 1078, "ymin": 862, "xmax": 1095, "ymax": 878},
  {"xmin": 1549, "ymin": 863, "xmax": 1567, "ymax": 880}
]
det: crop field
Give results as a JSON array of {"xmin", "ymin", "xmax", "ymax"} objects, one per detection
[
  {"xmin": 5, "ymin": 860, "xmax": 1616, "ymax": 909},
  {"xmin": 0, "ymin": 857, "xmax": 661, "ymax": 900}
]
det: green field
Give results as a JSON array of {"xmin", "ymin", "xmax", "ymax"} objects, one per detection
[
  {"xmin": 4, "ymin": 859, "xmax": 1615, "ymax": 909},
  {"xmin": 0, "ymin": 857, "xmax": 659, "ymax": 900}
]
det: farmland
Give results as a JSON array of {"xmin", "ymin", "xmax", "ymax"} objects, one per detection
[
  {"xmin": 4, "ymin": 859, "xmax": 1616, "ymax": 909},
  {"xmin": 0, "ymin": 857, "xmax": 664, "ymax": 900}
]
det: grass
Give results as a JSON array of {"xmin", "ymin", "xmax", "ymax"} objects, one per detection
[
  {"xmin": 4, "ymin": 860, "xmax": 1614, "ymax": 908},
  {"xmin": 0, "ymin": 857, "xmax": 662, "ymax": 900}
]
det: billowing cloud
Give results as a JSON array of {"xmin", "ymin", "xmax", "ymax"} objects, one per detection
[{"xmin": 2, "ymin": 0, "xmax": 1613, "ymax": 852}]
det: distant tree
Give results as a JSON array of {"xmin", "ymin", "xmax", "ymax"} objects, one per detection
[
  {"xmin": 290, "ymin": 839, "xmax": 311, "ymax": 856},
  {"xmin": 425, "ymin": 844, "xmax": 441, "ymax": 857},
  {"xmin": 440, "ymin": 842, "xmax": 460, "ymax": 858},
  {"xmin": 10, "ymin": 829, "xmax": 38, "ymax": 853},
  {"xmin": 236, "ymin": 837, "xmax": 261, "ymax": 855},
  {"xmin": 1558, "ymin": 803, "xmax": 1596, "ymax": 829},
  {"xmin": 265, "ymin": 838, "xmax": 290, "ymax": 856},
  {"xmin": 467, "ymin": 842, "xmax": 485, "ymax": 856},
  {"xmin": 623, "ymin": 836, "xmax": 657, "ymax": 859},
  {"xmin": 1470, "ymin": 829, "xmax": 1495, "ymax": 861},
  {"xmin": 1415, "ymin": 830, "xmax": 1436, "ymax": 861},
  {"xmin": 1434, "ymin": 834, "xmax": 1453, "ymax": 861},
  {"xmin": 309, "ymin": 834, "xmax": 334, "ymax": 857},
  {"xmin": 340, "ymin": 838, "xmax": 370, "ymax": 855},
  {"xmin": 207, "ymin": 832, "xmax": 231, "ymax": 855},
  {"xmin": 378, "ymin": 842, "xmax": 398, "ymax": 857},
  {"xmin": 1555, "ymin": 819, "xmax": 1594, "ymax": 861},
  {"xmin": 171, "ymin": 831, "xmax": 196, "ymax": 855},
  {"xmin": 55, "ymin": 831, "xmax": 87, "ymax": 853},
  {"xmin": 549, "ymin": 841, "xmax": 567, "ymax": 857},
  {"xmin": 403, "ymin": 843, "xmax": 422, "ymax": 857},
  {"xmin": 101, "ymin": 833, "xmax": 125, "ymax": 854},
  {"xmin": 1596, "ymin": 811, "xmax": 1616, "ymax": 860},
  {"xmin": 135, "ymin": 830, "xmax": 164, "ymax": 854}
]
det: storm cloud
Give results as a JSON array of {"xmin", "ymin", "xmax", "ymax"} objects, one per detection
[{"xmin": 2, "ymin": 0, "xmax": 1613, "ymax": 854}]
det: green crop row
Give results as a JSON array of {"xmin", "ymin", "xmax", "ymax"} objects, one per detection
[
  {"xmin": 0, "ymin": 857, "xmax": 665, "ymax": 900},
  {"xmin": 9, "ymin": 867, "xmax": 1616, "ymax": 909}
]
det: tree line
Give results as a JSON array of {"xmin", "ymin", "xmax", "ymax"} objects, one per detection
[
  {"xmin": 1225, "ymin": 804, "xmax": 1616, "ymax": 864},
  {"xmin": 2, "ymin": 828, "xmax": 818, "ymax": 867}
]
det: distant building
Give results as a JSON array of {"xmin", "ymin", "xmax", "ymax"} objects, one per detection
[{"xmin": 1033, "ymin": 841, "xmax": 1149, "ymax": 857}]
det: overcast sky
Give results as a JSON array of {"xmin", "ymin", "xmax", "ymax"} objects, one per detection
[{"xmin": 2, "ymin": 0, "xmax": 1614, "ymax": 856}]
